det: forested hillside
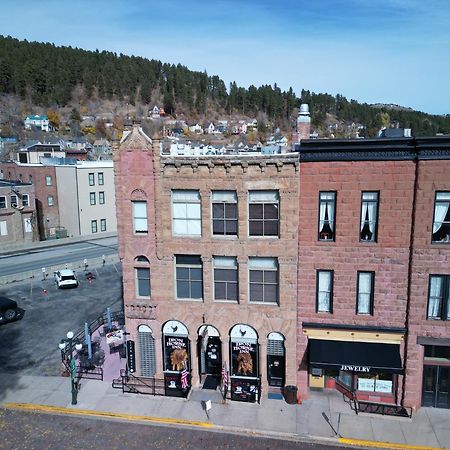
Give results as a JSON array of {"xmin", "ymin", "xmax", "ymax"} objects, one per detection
[{"xmin": 0, "ymin": 35, "xmax": 449, "ymax": 136}]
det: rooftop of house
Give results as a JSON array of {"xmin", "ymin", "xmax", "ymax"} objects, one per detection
[{"xmin": 25, "ymin": 115, "xmax": 48, "ymax": 121}]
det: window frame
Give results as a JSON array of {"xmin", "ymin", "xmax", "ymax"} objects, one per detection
[
  {"xmin": 91, "ymin": 219, "xmax": 98, "ymax": 233},
  {"xmin": 432, "ymin": 191, "xmax": 450, "ymax": 244},
  {"xmin": 318, "ymin": 191, "xmax": 336, "ymax": 242},
  {"xmin": 90, "ymin": 192, "xmax": 96, "ymax": 205},
  {"xmin": 88, "ymin": 173, "xmax": 95, "ymax": 186},
  {"xmin": 248, "ymin": 257, "xmax": 279, "ymax": 304},
  {"xmin": 99, "ymin": 191, "xmax": 105, "ymax": 205},
  {"xmin": 316, "ymin": 270, "xmax": 334, "ymax": 313},
  {"xmin": 360, "ymin": 191, "xmax": 379, "ymax": 243},
  {"xmin": 172, "ymin": 190, "xmax": 202, "ymax": 237},
  {"xmin": 10, "ymin": 194, "xmax": 17, "ymax": 207},
  {"xmin": 135, "ymin": 266, "xmax": 151, "ymax": 298},
  {"xmin": 47, "ymin": 195, "xmax": 54, "ymax": 207},
  {"xmin": 427, "ymin": 275, "xmax": 450, "ymax": 320},
  {"xmin": 356, "ymin": 271, "xmax": 375, "ymax": 315},
  {"xmin": 22, "ymin": 194, "xmax": 29, "ymax": 207},
  {"xmin": 248, "ymin": 190, "xmax": 280, "ymax": 238},
  {"xmin": 100, "ymin": 218, "xmax": 107, "ymax": 232},
  {"xmin": 213, "ymin": 256, "xmax": 239, "ymax": 302},
  {"xmin": 98, "ymin": 172, "xmax": 104, "ymax": 186},
  {"xmin": 45, "ymin": 175, "xmax": 52, "ymax": 186},
  {"xmin": 175, "ymin": 255, "xmax": 203, "ymax": 301},
  {"xmin": 0, "ymin": 196, "xmax": 7, "ymax": 209},
  {"xmin": 211, "ymin": 190, "xmax": 238, "ymax": 237},
  {"xmin": 132, "ymin": 200, "xmax": 148, "ymax": 234}
]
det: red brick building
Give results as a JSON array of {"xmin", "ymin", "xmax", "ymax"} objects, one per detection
[
  {"xmin": 115, "ymin": 124, "xmax": 299, "ymax": 400},
  {"xmin": 297, "ymin": 137, "xmax": 450, "ymax": 411}
]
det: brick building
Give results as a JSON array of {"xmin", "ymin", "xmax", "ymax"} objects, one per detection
[
  {"xmin": 297, "ymin": 137, "xmax": 450, "ymax": 411},
  {"xmin": 115, "ymin": 126, "xmax": 450, "ymax": 409},
  {"xmin": 115, "ymin": 124, "xmax": 299, "ymax": 400}
]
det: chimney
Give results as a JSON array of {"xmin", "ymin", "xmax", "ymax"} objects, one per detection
[{"xmin": 297, "ymin": 104, "xmax": 311, "ymax": 141}]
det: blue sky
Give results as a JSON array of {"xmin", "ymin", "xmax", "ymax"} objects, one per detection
[{"xmin": 2, "ymin": 0, "xmax": 449, "ymax": 114}]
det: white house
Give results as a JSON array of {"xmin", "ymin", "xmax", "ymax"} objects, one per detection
[{"xmin": 24, "ymin": 115, "xmax": 50, "ymax": 132}]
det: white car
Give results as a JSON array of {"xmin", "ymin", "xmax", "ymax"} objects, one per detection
[{"xmin": 54, "ymin": 269, "xmax": 79, "ymax": 289}]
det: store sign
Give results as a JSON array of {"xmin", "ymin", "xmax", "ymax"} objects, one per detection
[
  {"xmin": 126, "ymin": 340, "xmax": 136, "ymax": 373},
  {"xmin": 231, "ymin": 341, "xmax": 258, "ymax": 378},
  {"xmin": 231, "ymin": 378, "xmax": 259, "ymax": 402},
  {"xmin": 341, "ymin": 365, "xmax": 370, "ymax": 372},
  {"xmin": 164, "ymin": 336, "xmax": 189, "ymax": 371}
]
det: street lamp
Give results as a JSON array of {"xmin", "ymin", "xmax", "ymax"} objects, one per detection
[{"xmin": 59, "ymin": 331, "xmax": 83, "ymax": 405}]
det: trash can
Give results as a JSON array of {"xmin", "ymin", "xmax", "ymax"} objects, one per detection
[{"xmin": 284, "ymin": 385, "xmax": 298, "ymax": 404}]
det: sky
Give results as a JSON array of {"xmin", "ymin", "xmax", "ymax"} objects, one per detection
[{"xmin": 2, "ymin": 0, "xmax": 449, "ymax": 115}]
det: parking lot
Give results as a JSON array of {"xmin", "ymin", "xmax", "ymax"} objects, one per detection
[{"xmin": 0, "ymin": 263, "xmax": 123, "ymax": 377}]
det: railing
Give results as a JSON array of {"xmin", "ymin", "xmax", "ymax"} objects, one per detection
[
  {"xmin": 112, "ymin": 369, "xmax": 165, "ymax": 396},
  {"xmin": 77, "ymin": 365, "xmax": 104, "ymax": 381},
  {"xmin": 354, "ymin": 400, "xmax": 412, "ymax": 418},
  {"xmin": 60, "ymin": 310, "xmax": 124, "ymax": 361}
]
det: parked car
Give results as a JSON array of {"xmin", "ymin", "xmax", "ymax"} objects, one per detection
[
  {"xmin": 54, "ymin": 269, "xmax": 79, "ymax": 289},
  {"xmin": 0, "ymin": 296, "xmax": 24, "ymax": 324}
]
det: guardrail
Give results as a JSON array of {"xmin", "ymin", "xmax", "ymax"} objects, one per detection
[
  {"xmin": 355, "ymin": 400, "xmax": 412, "ymax": 418},
  {"xmin": 112, "ymin": 369, "xmax": 166, "ymax": 396}
]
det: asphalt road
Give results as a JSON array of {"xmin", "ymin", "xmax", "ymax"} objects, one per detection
[
  {"xmin": 0, "ymin": 263, "xmax": 123, "ymax": 376},
  {"xmin": 0, "ymin": 409, "xmax": 345, "ymax": 450},
  {"xmin": 0, "ymin": 236, "xmax": 118, "ymax": 276}
]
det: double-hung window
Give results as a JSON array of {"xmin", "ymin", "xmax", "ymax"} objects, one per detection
[
  {"xmin": 98, "ymin": 172, "xmax": 104, "ymax": 185},
  {"xmin": 172, "ymin": 190, "xmax": 201, "ymax": 236},
  {"xmin": 319, "ymin": 192, "xmax": 336, "ymax": 241},
  {"xmin": 427, "ymin": 275, "xmax": 450, "ymax": 320},
  {"xmin": 249, "ymin": 190, "xmax": 279, "ymax": 237},
  {"xmin": 10, "ymin": 195, "xmax": 17, "ymax": 207},
  {"xmin": 99, "ymin": 192, "xmax": 105, "ymax": 205},
  {"xmin": 91, "ymin": 219, "xmax": 98, "ymax": 233},
  {"xmin": 45, "ymin": 175, "xmax": 52, "ymax": 186},
  {"xmin": 136, "ymin": 268, "xmax": 151, "ymax": 297},
  {"xmin": 432, "ymin": 192, "xmax": 450, "ymax": 243},
  {"xmin": 47, "ymin": 195, "xmax": 54, "ymax": 206},
  {"xmin": 356, "ymin": 271, "xmax": 374, "ymax": 315},
  {"xmin": 22, "ymin": 194, "xmax": 29, "ymax": 207},
  {"xmin": 89, "ymin": 173, "xmax": 95, "ymax": 186},
  {"xmin": 100, "ymin": 218, "xmax": 107, "ymax": 232},
  {"xmin": 316, "ymin": 270, "xmax": 333, "ymax": 313},
  {"xmin": 0, "ymin": 196, "xmax": 6, "ymax": 209},
  {"xmin": 249, "ymin": 257, "xmax": 279, "ymax": 304},
  {"xmin": 360, "ymin": 192, "xmax": 379, "ymax": 242},
  {"xmin": 175, "ymin": 255, "xmax": 203, "ymax": 300},
  {"xmin": 213, "ymin": 256, "xmax": 238, "ymax": 301},
  {"xmin": 212, "ymin": 191, "xmax": 238, "ymax": 236},
  {"xmin": 132, "ymin": 201, "xmax": 148, "ymax": 234},
  {"xmin": 90, "ymin": 192, "xmax": 96, "ymax": 205}
]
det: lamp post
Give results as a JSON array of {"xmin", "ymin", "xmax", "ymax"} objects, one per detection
[{"xmin": 59, "ymin": 331, "xmax": 83, "ymax": 405}]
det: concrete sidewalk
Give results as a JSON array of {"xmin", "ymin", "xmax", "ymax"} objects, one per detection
[{"xmin": 0, "ymin": 374, "xmax": 448, "ymax": 449}]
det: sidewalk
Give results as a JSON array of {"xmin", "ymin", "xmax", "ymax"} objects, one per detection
[{"xmin": 0, "ymin": 373, "xmax": 448, "ymax": 449}]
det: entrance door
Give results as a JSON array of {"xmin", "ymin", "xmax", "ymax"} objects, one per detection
[
  {"xmin": 267, "ymin": 354, "xmax": 285, "ymax": 387},
  {"xmin": 422, "ymin": 365, "xmax": 450, "ymax": 408},
  {"xmin": 204, "ymin": 337, "xmax": 222, "ymax": 376}
]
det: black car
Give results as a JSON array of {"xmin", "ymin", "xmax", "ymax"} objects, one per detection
[{"xmin": 0, "ymin": 296, "xmax": 24, "ymax": 324}]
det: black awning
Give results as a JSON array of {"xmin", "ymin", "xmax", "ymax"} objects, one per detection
[{"xmin": 309, "ymin": 339, "xmax": 403, "ymax": 374}]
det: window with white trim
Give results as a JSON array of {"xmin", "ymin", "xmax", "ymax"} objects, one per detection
[
  {"xmin": 132, "ymin": 201, "xmax": 148, "ymax": 234},
  {"xmin": 100, "ymin": 218, "xmax": 106, "ymax": 232},
  {"xmin": 249, "ymin": 257, "xmax": 279, "ymax": 304},
  {"xmin": 99, "ymin": 191, "xmax": 105, "ymax": 204},
  {"xmin": 212, "ymin": 191, "xmax": 238, "ymax": 236},
  {"xmin": 432, "ymin": 192, "xmax": 450, "ymax": 243},
  {"xmin": 98, "ymin": 172, "xmax": 104, "ymax": 185},
  {"xmin": 10, "ymin": 195, "xmax": 18, "ymax": 207},
  {"xmin": 47, "ymin": 195, "xmax": 54, "ymax": 206},
  {"xmin": 91, "ymin": 219, "xmax": 98, "ymax": 233},
  {"xmin": 213, "ymin": 256, "xmax": 238, "ymax": 301},
  {"xmin": 89, "ymin": 173, "xmax": 95, "ymax": 186},
  {"xmin": 45, "ymin": 175, "xmax": 52, "ymax": 186},
  {"xmin": 249, "ymin": 190, "xmax": 279, "ymax": 237},
  {"xmin": 22, "ymin": 194, "xmax": 29, "ymax": 207},
  {"xmin": 90, "ymin": 192, "xmax": 96, "ymax": 205},
  {"xmin": 172, "ymin": 190, "xmax": 201, "ymax": 236}
]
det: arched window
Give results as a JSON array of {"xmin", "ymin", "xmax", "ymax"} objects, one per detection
[
  {"xmin": 134, "ymin": 256, "xmax": 150, "ymax": 298},
  {"xmin": 138, "ymin": 325, "xmax": 156, "ymax": 377}
]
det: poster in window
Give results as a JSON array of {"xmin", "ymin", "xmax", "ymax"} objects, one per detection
[
  {"xmin": 357, "ymin": 377, "xmax": 375, "ymax": 392},
  {"xmin": 164, "ymin": 336, "xmax": 189, "ymax": 372},
  {"xmin": 231, "ymin": 341, "xmax": 258, "ymax": 378},
  {"xmin": 230, "ymin": 378, "xmax": 258, "ymax": 402},
  {"xmin": 375, "ymin": 379, "xmax": 393, "ymax": 393}
]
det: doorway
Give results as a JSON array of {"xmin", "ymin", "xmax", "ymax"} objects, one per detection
[
  {"xmin": 198, "ymin": 325, "xmax": 222, "ymax": 388},
  {"xmin": 422, "ymin": 365, "xmax": 450, "ymax": 408}
]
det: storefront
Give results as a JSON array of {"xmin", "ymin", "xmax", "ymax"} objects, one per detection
[
  {"xmin": 197, "ymin": 324, "xmax": 222, "ymax": 388},
  {"xmin": 308, "ymin": 339, "xmax": 403, "ymax": 403},
  {"xmin": 420, "ymin": 343, "xmax": 450, "ymax": 408},
  {"xmin": 229, "ymin": 324, "xmax": 260, "ymax": 402},
  {"xmin": 162, "ymin": 320, "xmax": 190, "ymax": 398}
]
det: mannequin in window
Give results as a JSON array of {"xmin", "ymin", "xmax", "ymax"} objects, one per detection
[
  {"xmin": 360, "ymin": 208, "xmax": 373, "ymax": 241},
  {"xmin": 320, "ymin": 207, "xmax": 334, "ymax": 240}
]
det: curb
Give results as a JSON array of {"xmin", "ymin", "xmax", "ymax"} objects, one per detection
[{"xmin": 339, "ymin": 437, "xmax": 444, "ymax": 450}]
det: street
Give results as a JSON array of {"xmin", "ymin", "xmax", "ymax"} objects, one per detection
[
  {"xmin": 0, "ymin": 262, "xmax": 123, "ymax": 377},
  {"xmin": 0, "ymin": 408, "xmax": 344, "ymax": 450},
  {"xmin": 0, "ymin": 236, "xmax": 118, "ymax": 276}
]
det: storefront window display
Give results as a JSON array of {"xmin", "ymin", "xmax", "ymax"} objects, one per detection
[{"xmin": 338, "ymin": 370, "xmax": 394, "ymax": 394}]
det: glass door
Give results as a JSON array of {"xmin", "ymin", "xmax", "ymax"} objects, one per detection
[
  {"xmin": 422, "ymin": 365, "xmax": 450, "ymax": 408},
  {"xmin": 437, "ymin": 367, "xmax": 450, "ymax": 409}
]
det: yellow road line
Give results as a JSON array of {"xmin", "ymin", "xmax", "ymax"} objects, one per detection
[
  {"xmin": 3, "ymin": 403, "xmax": 213, "ymax": 429},
  {"xmin": 339, "ymin": 437, "xmax": 444, "ymax": 450}
]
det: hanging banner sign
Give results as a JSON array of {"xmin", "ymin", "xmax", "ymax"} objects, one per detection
[{"xmin": 127, "ymin": 340, "xmax": 136, "ymax": 373}]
